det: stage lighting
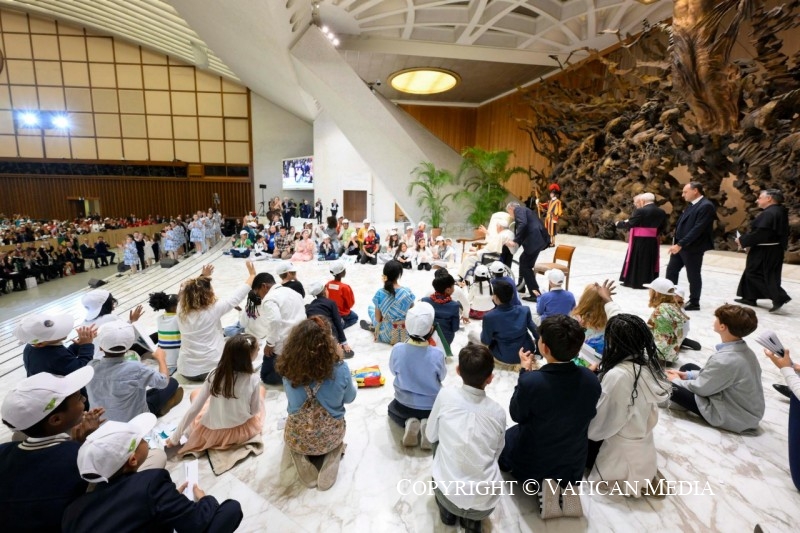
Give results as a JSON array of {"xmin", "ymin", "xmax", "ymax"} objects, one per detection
[{"xmin": 51, "ymin": 115, "xmax": 70, "ymax": 129}]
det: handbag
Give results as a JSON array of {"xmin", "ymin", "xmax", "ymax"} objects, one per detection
[
  {"xmin": 25, "ymin": 277, "xmax": 37, "ymax": 289},
  {"xmin": 376, "ymin": 320, "xmax": 409, "ymax": 346},
  {"xmin": 284, "ymin": 383, "xmax": 345, "ymax": 456}
]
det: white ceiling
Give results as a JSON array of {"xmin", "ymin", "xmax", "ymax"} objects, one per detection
[{"xmin": 0, "ymin": 0, "xmax": 675, "ymax": 115}]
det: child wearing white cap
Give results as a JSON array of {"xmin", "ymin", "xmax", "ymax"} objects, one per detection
[
  {"xmin": 535, "ymin": 269, "xmax": 576, "ymax": 322},
  {"xmin": 277, "ymin": 261, "xmax": 305, "ymax": 297},
  {"xmin": 326, "ymin": 262, "xmax": 359, "ymax": 329},
  {"xmin": 643, "ymin": 277, "xmax": 687, "ymax": 364},
  {"xmin": 18, "ymin": 312, "xmax": 96, "ymax": 380},
  {"xmin": 63, "ymin": 413, "xmax": 242, "ymax": 532},
  {"xmin": 87, "ymin": 322, "xmax": 184, "ymax": 422},
  {"xmin": 0, "ymin": 367, "xmax": 103, "ymax": 531},
  {"xmin": 388, "ymin": 302, "xmax": 447, "ymax": 449},
  {"xmin": 306, "ymin": 280, "xmax": 355, "ymax": 358}
]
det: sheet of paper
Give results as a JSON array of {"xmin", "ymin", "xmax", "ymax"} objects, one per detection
[
  {"xmin": 183, "ymin": 460, "xmax": 199, "ymax": 501},
  {"xmin": 754, "ymin": 329, "xmax": 784, "ymax": 356}
]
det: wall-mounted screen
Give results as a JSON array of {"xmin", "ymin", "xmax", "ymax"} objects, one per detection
[{"xmin": 282, "ymin": 156, "xmax": 313, "ymax": 190}]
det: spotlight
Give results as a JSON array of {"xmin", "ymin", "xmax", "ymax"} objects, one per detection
[
  {"xmin": 332, "ymin": 38, "xmax": 340, "ymax": 46},
  {"xmin": 321, "ymin": 25, "xmax": 329, "ymax": 34},
  {"xmin": 19, "ymin": 112, "xmax": 39, "ymax": 127},
  {"xmin": 51, "ymin": 115, "xmax": 70, "ymax": 129}
]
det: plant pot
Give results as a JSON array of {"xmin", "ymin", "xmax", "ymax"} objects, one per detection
[{"xmin": 431, "ymin": 227, "xmax": 443, "ymax": 240}]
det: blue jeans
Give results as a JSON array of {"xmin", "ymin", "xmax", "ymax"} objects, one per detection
[
  {"xmin": 342, "ymin": 311, "xmax": 358, "ymax": 329},
  {"xmin": 261, "ymin": 354, "xmax": 282, "ymax": 385},
  {"xmin": 230, "ymin": 249, "xmax": 251, "ymax": 258}
]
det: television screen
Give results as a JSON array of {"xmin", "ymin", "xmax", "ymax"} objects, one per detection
[{"xmin": 282, "ymin": 156, "xmax": 313, "ymax": 190}]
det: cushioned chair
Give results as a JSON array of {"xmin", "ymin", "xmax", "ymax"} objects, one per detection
[{"xmin": 534, "ymin": 245, "xmax": 576, "ymax": 290}]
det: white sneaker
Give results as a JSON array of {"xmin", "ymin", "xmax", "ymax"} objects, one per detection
[
  {"xmin": 420, "ymin": 419, "xmax": 432, "ymax": 450},
  {"xmin": 403, "ymin": 417, "xmax": 420, "ymax": 447}
]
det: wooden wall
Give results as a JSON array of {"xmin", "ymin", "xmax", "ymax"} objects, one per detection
[
  {"xmin": 0, "ymin": 175, "xmax": 252, "ymax": 219},
  {"xmin": 397, "ymin": 104, "xmax": 477, "ymax": 153}
]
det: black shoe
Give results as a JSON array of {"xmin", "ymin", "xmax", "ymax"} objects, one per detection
[
  {"xmin": 343, "ymin": 349, "xmax": 355, "ymax": 359},
  {"xmin": 523, "ymin": 295, "xmax": 538, "ymax": 303},
  {"xmin": 460, "ymin": 517, "xmax": 483, "ymax": 533},
  {"xmin": 681, "ymin": 338, "xmax": 701, "ymax": 351},
  {"xmin": 773, "ymin": 384, "xmax": 791, "ymax": 398},
  {"xmin": 684, "ymin": 303, "xmax": 700, "ymax": 311},
  {"xmin": 359, "ymin": 320, "xmax": 374, "ymax": 332},
  {"xmin": 769, "ymin": 298, "xmax": 790, "ymax": 313},
  {"xmin": 435, "ymin": 497, "xmax": 457, "ymax": 526},
  {"xmin": 734, "ymin": 298, "xmax": 757, "ymax": 306}
]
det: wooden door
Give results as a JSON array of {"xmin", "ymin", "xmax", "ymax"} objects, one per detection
[{"xmin": 343, "ymin": 190, "xmax": 367, "ymax": 222}]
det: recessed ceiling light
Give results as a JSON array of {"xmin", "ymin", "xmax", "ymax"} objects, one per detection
[
  {"xmin": 389, "ymin": 68, "xmax": 460, "ymax": 95},
  {"xmin": 51, "ymin": 115, "xmax": 70, "ymax": 129},
  {"xmin": 19, "ymin": 112, "xmax": 39, "ymax": 127}
]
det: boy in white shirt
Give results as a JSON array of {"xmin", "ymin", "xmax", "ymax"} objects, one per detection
[{"xmin": 426, "ymin": 344, "xmax": 506, "ymax": 532}]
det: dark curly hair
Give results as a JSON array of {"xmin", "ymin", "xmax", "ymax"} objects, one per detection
[
  {"xmin": 275, "ymin": 316, "xmax": 340, "ymax": 388},
  {"xmin": 148, "ymin": 291, "xmax": 178, "ymax": 312}
]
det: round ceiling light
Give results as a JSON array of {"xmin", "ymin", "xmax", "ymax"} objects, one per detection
[{"xmin": 389, "ymin": 68, "xmax": 460, "ymax": 95}]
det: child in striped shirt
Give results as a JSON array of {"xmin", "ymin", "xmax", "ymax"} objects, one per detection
[{"xmin": 149, "ymin": 291, "xmax": 181, "ymax": 374}]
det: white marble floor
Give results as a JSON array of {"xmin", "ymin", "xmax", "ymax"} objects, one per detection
[{"xmin": 2, "ymin": 234, "xmax": 799, "ymax": 532}]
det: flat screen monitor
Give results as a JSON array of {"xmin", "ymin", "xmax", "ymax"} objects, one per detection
[{"xmin": 282, "ymin": 156, "xmax": 313, "ymax": 190}]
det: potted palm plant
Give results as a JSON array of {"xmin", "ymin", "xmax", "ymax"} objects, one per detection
[
  {"xmin": 408, "ymin": 162, "xmax": 456, "ymax": 238},
  {"xmin": 457, "ymin": 147, "xmax": 526, "ymax": 228}
]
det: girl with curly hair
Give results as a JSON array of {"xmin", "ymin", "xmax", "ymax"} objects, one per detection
[
  {"xmin": 177, "ymin": 261, "xmax": 256, "ymax": 381},
  {"xmin": 277, "ymin": 316, "xmax": 356, "ymax": 491}
]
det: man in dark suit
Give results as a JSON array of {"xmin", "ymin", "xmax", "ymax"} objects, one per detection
[
  {"xmin": 617, "ymin": 192, "xmax": 667, "ymax": 289},
  {"xmin": 506, "ymin": 201, "xmax": 549, "ymax": 302},
  {"xmin": 665, "ymin": 182, "xmax": 715, "ymax": 310}
]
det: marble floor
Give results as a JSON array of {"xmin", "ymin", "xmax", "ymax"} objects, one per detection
[{"xmin": 1, "ymin": 234, "xmax": 799, "ymax": 532}]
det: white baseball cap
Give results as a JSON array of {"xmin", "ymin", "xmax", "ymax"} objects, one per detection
[
  {"xmin": 342, "ymin": 219, "xmax": 350, "ymax": 224},
  {"xmin": 643, "ymin": 277, "xmax": 676, "ymax": 295},
  {"xmin": 1, "ymin": 367, "xmax": 94, "ymax": 431},
  {"xmin": 674, "ymin": 285, "xmax": 687, "ymax": 299},
  {"xmin": 77, "ymin": 413, "xmax": 157, "ymax": 483},
  {"xmin": 240, "ymin": 229, "xmax": 248, "ymax": 235},
  {"xmin": 405, "ymin": 302, "xmax": 435, "ymax": 338},
  {"xmin": 390, "ymin": 229, "xmax": 398, "ymax": 235},
  {"xmin": 473, "ymin": 264, "xmax": 490, "ymax": 279},
  {"xmin": 545, "ymin": 269, "xmax": 565, "ymax": 288},
  {"xmin": 83, "ymin": 289, "xmax": 111, "ymax": 321},
  {"xmin": 14, "ymin": 312, "xmax": 74, "ymax": 345},
  {"xmin": 308, "ymin": 280, "xmax": 326, "ymax": 297},
  {"xmin": 96, "ymin": 322, "xmax": 136, "ymax": 354},
  {"xmin": 329, "ymin": 261, "xmax": 346, "ymax": 276},
  {"xmin": 363, "ymin": 219, "xmax": 370, "ymax": 224},
  {"xmin": 489, "ymin": 261, "xmax": 506, "ymax": 275},
  {"xmin": 435, "ymin": 236, "xmax": 444, "ymax": 242},
  {"xmin": 276, "ymin": 262, "xmax": 297, "ymax": 275}
]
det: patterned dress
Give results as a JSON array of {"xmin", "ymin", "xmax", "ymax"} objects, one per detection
[
  {"xmin": 123, "ymin": 241, "xmax": 138, "ymax": 266},
  {"xmin": 368, "ymin": 286, "xmax": 416, "ymax": 344},
  {"xmin": 647, "ymin": 302, "xmax": 687, "ymax": 363}
]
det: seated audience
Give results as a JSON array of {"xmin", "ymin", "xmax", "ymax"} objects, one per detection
[
  {"xmin": 229, "ymin": 230, "xmax": 252, "ymax": 258},
  {"xmin": 306, "ymin": 280, "xmax": 354, "ymax": 358},
  {"xmin": 571, "ymin": 280, "xmax": 622, "ymax": 363},
  {"xmin": 488, "ymin": 261, "xmax": 521, "ymax": 306},
  {"xmin": 359, "ymin": 227, "xmax": 380, "ymax": 265},
  {"xmin": 318, "ymin": 235, "xmax": 338, "ymax": 261},
  {"xmin": 326, "ymin": 261, "xmax": 358, "ymax": 329},
  {"xmin": 272, "ymin": 226, "xmax": 293, "ymax": 259},
  {"xmin": 644, "ymin": 277, "xmax": 687, "ymax": 364},
  {"xmin": 421, "ymin": 271, "xmax": 461, "ymax": 345},
  {"xmin": 277, "ymin": 262, "xmax": 305, "ymax": 297},
  {"xmin": 536, "ymin": 269, "xmax": 576, "ymax": 321},
  {"xmin": 416, "ymin": 238, "xmax": 433, "ymax": 271},
  {"xmin": 18, "ymin": 312, "xmax": 95, "ymax": 378},
  {"xmin": 388, "ymin": 303, "xmax": 446, "ymax": 448},
  {"xmin": 291, "ymin": 229, "xmax": 315, "ymax": 262}
]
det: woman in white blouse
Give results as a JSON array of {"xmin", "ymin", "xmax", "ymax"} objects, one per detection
[
  {"xmin": 587, "ymin": 314, "xmax": 671, "ymax": 497},
  {"xmin": 177, "ymin": 261, "xmax": 256, "ymax": 381}
]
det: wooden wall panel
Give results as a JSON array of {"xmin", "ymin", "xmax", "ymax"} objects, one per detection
[
  {"xmin": 0, "ymin": 176, "xmax": 252, "ymax": 220},
  {"xmin": 396, "ymin": 105, "xmax": 477, "ymax": 153}
]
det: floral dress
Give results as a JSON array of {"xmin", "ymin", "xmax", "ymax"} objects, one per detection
[{"xmin": 647, "ymin": 302, "xmax": 687, "ymax": 363}]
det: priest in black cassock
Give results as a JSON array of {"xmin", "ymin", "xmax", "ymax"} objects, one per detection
[
  {"xmin": 617, "ymin": 192, "xmax": 667, "ymax": 289},
  {"xmin": 735, "ymin": 189, "xmax": 792, "ymax": 313}
]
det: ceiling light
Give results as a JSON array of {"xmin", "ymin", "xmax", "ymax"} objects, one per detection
[
  {"xmin": 321, "ymin": 25, "xmax": 329, "ymax": 34},
  {"xmin": 51, "ymin": 115, "xmax": 70, "ymax": 129},
  {"xmin": 19, "ymin": 112, "xmax": 39, "ymax": 127},
  {"xmin": 332, "ymin": 38, "xmax": 340, "ymax": 46},
  {"xmin": 634, "ymin": 0, "xmax": 659, "ymax": 4},
  {"xmin": 389, "ymin": 68, "xmax": 460, "ymax": 95}
]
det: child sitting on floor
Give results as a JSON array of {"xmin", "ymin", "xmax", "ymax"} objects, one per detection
[
  {"xmin": 326, "ymin": 261, "xmax": 358, "ymax": 329},
  {"xmin": 18, "ymin": 312, "xmax": 95, "ymax": 378},
  {"xmin": 87, "ymin": 322, "xmax": 183, "ymax": 422},
  {"xmin": 488, "ymin": 261, "xmax": 521, "ymax": 306},
  {"xmin": 168, "ymin": 334, "xmax": 265, "ymax": 456},
  {"xmin": 64, "ymin": 413, "xmax": 242, "ymax": 532},
  {"xmin": 388, "ymin": 302, "xmax": 447, "ymax": 448},
  {"xmin": 643, "ymin": 277, "xmax": 687, "ymax": 365},
  {"xmin": 421, "ymin": 272, "xmax": 461, "ymax": 345},
  {"xmin": 535, "ymin": 269, "xmax": 576, "ymax": 322},
  {"xmin": 426, "ymin": 344, "xmax": 506, "ymax": 531},
  {"xmin": 667, "ymin": 304, "xmax": 764, "ymax": 433}
]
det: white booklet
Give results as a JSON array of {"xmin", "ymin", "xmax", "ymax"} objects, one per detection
[
  {"xmin": 753, "ymin": 329, "xmax": 784, "ymax": 356},
  {"xmin": 183, "ymin": 460, "xmax": 199, "ymax": 501},
  {"xmin": 578, "ymin": 344, "xmax": 602, "ymax": 367}
]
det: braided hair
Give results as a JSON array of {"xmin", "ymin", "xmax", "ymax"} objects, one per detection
[
  {"xmin": 245, "ymin": 272, "xmax": 275, "ymax": 319},
  {"xmin": 382, "ymin": 260, "xmax": 403, "ymax": 297},
  {"xmin": 599, "ymin": 314, "xmax": 669, "ymax": 407}
]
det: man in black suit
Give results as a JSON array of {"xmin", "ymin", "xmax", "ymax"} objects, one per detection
[
  {"xmin": 617, "ymin": 192, "xmax": 667, "ymax": 289},
  {"xmin": 506, "ymin": 201, "xmax": 549, "ymax": 302},
  {"xmin": 665, "ymin": 182, "xmax": 715, "ymax": 310}
]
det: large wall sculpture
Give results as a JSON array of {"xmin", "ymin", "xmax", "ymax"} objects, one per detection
[{"xmin": 518, "ymin": 0, "xmax": 799, "ymax": 262}]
